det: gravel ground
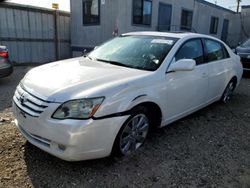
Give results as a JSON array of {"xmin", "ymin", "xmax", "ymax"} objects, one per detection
[{"xmin": 0, "ymin": 66, "xmax": 250, "ymax": 188}]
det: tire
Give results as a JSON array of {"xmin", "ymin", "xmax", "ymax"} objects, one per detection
[
  {"xmin": 112, "ymin": 106, "xmax": 151, "ymax": 157},
  {"xmin": 220, "ymin": 80, "xmax": 236, "ymax": 103}
]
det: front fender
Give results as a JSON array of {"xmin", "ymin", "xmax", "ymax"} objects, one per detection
[{"xmin": 94, "ymin": 88, "xmax": 165, "ymax": 121}]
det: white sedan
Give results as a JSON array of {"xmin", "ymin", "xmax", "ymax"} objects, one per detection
[{"xmin": 13, "ymin": 32, "xmax": 243, "ymax": 161}]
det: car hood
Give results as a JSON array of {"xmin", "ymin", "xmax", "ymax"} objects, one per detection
[{"xmin": 21, "ymin": 57, "xmax": 151, "ymax": 102}]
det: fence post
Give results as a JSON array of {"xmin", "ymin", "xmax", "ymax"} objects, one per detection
[{"xmin": 54, "ymin": 10, "xmax": 59, "ymax": 60}]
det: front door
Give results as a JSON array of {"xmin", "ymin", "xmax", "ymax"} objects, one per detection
[
  {"xmin": 164, "ymin": 39, "xmax": 209, "ymax": 123},
  {"xmin": 158, "ymin": 3, "xmax": 172, "ymax": 31}
]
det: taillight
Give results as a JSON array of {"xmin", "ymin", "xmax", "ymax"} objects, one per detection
[{"xmin": 0, "ymin": 51, "xmax": 9, "ymax": 58}]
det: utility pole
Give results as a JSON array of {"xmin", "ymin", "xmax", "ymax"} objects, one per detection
[
  {"xmin": 236, "ymin": 0, "xmax": 241, "ymax": 13},
  {"xmin": 52, "ymin": 3, "xmax": 60, "ymax": 60}
]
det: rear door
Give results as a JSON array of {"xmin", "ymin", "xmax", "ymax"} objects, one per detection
[{"xmin": 203, "ymin": 38, "xmax": 231, "ymax": 101}]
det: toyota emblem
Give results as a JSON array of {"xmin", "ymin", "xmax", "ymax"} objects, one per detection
[{"xmin": 20, "ymin": 93, "xmax": 27, "ymax": 104}]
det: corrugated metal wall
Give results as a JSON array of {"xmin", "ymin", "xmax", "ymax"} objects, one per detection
[{"xmin": 0, "ymin": 2, "xmax": 71, "ymax": 63}]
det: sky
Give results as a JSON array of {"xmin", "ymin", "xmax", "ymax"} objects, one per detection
[
  {"xmin": 206, "ymin": 0, "xmax": 250, "ymax": 11},
  {"xmin": 6, "ymin": 0, "xmax": 250, "ymax": 12},
  {"xmin": 7, "ymin": 0, "xmax": 70, "ymax": 11}
]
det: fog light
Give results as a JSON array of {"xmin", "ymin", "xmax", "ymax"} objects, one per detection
[{"xmin": 58, "ymin": 144, "xmax": 66, "ymax": 151}]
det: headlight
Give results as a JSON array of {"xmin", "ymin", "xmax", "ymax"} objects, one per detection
[{"xmin": 52, "ymin": 97, "xmax": 104, "ymax": 120}]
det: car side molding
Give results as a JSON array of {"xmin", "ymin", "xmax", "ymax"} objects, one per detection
[{"xmin": 92, "ymin": 110, "xmax": 132, "ymax": 120}]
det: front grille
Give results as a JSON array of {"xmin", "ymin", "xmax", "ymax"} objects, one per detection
[{"xmin": 13, "ymin": 84, "xmax": 50, "ymax": 117}]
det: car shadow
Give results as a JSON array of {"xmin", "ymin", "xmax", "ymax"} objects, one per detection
[{"xmin": 23, "ymin": 141, "xmax": 119, "ymax": 187}]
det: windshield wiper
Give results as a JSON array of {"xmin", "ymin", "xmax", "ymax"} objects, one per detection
[
  {"xmin": 95, "ymin": 58, "xmax": 134, "ymax": 69},
  {"xmin": 85, "ymin": 55, "xmax": 93, "ymax": 60},
  {"xmin": 95, "ymin": 58, "xmax": 155, "ymax": 71}
]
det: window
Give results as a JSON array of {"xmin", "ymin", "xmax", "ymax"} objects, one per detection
[
  {"xmin": 133, "ymin": 0, "xmax": 152, "ymax": 25},
  {"xmin": 204, "ymin": 39, "xmax": 229, "ymax": 62},
  {"xmin": 180, "ymin": 9, "xmax": 193, "ymax": 31},
  {"xmin": 210, "ymin": 17, "xmax": 219, "ymax": 34},
  {"xmin": 83, "ymin": 0, "xmax": 100, "ymax": 25},
  {"xmin": 175, "ymin": 39, "xmax": 204, "ymax": 65},
  {"xmin": 222, "ymin": 46, "xmax": 230, "ymax": 58},
  {"xmin": 89, "ymin": 35, "xmax": 178, "ymax": 71}
]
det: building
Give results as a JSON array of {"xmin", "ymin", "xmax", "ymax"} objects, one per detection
[
  {"xmin": 228, "ymin": 5, "xmax": 250, "ymax": 46},
  {"xmin": 70, "ymin": 0, "xmax": 244, "ymax": 57}
]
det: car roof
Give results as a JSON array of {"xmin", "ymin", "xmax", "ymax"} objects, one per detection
[{"xmin": 122, "ymin": 31, "xmax": 216, "ymax": 40}]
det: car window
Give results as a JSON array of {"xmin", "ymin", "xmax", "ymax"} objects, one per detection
[
  {"xmin": 222, "ymin": 45, "xmax": 230, "ymax": 58},
  {"xmin": 204, "ymin": 39, "xmax": 226, "ymax": 62},
  {"xmin": 89, "ymin": 35, "xmax": 178, "ymax": 71},
  {"xmin": 175, "ymin": 39, "xmax": 204, "ymax": 65}
]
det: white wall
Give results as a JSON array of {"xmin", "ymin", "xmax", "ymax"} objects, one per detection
[
  {"xmin": 70, "ymin": 0, "xmax": 119, "ymax": 50},
  {"xmin": 71, "ymin": 0, "xmax": 243, "ymax": 53}
]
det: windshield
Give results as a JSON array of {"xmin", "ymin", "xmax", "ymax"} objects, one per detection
[
  {"xmin": 242, "ymin": 38, "xmax": 250, "ymax": 47},
  {"xmin": 88, "ymin": 35, "xmax": 178, "ymax": 71}
]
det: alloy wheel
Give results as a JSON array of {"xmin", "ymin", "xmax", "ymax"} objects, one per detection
[
  {"xmin": 119, "ymin": 114, "xmax": 149, "ymax": 155},
  {"xmin": 222, "ymin": 82, "xmax": 234, "ymax": 103}
]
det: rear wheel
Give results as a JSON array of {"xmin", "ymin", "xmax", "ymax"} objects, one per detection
[
  {"xmin": 221, "ymin": 80, "xmax": 235, "ymax": 103},
  {"xmin": 113, "ymin": 107, "xmax": 150, "ymax": 156}
]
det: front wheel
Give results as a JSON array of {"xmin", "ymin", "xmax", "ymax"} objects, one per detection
[
  {"xmin": 221, "ymin": 80, "xmax": 235, "ymax": 103},
  {"xmin": 113, "ymin": 107, "xmax": 150, "ymax": 156}
]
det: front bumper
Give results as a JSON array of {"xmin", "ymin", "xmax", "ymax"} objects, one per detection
[
  {"xmin": 13, "ymin": 102, "xmax": 128, "ymax": 161},
  {"xmin": 241, "ymin": 57, "xmax": 250, "ymax": 71},
  {"xmin": 238, "ymin": 52, "xmax": 250, "ymax": 71}
]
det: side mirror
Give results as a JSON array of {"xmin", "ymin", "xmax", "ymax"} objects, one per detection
[
  {"xmin": 238, "ymin": 42, "xmax": 241, "ymax": 46},
  {"xmin": 168, "ymin": 59, "xmax": 196, "ymax": 72}
]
